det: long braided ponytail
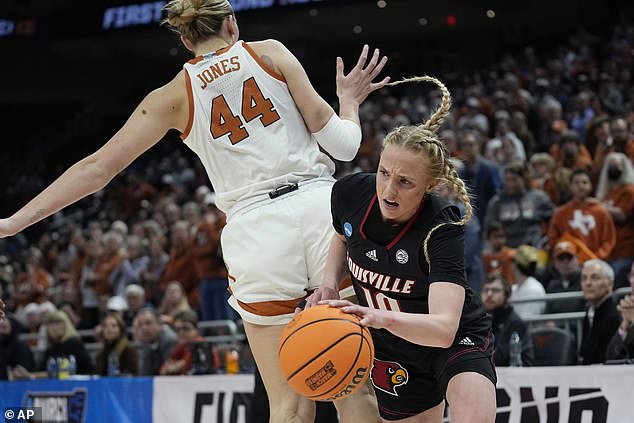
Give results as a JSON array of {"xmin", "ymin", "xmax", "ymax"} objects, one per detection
[{"xmin": 383, "ymin": 76, "xmax": 472, "ymax": 226}]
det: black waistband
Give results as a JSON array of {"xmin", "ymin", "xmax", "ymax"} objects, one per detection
[{"xmin": 268, "ymin": 183, "xmax": 299, "ymax": 199}]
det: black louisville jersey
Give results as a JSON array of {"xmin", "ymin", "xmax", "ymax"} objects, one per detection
[{"xmin": 331, "ymin": 173, "xmax": 491, "ymax": 355}]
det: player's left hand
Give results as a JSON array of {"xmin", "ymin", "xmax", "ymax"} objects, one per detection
[
  {"xmin": 336, "ymin": 44, "xmax": 390, "ymax": 105},
  {"xmin": 319, "ymin": 299, "xmax": 389, "ymax": 329}
]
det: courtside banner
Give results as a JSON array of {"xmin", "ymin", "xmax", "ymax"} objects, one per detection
[
  {"xmin": 492, "ymin": 365, "xmax": 634, "ymax": 423},
  {"xmin": 153, "ymin": 374, "xmax": 254, "ymax": 423},
  {"xmin": 0, "ymin": 376, "xmax": 153, "ymax": 423}
]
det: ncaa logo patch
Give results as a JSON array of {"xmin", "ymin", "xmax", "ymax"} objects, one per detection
[
  {"xmin": 343, "ymin": 222, "xmax": 353, "ymax": 237},
  {"xmin": 395, "ymin": 249, "xmax": 409, "ymax": 264}
]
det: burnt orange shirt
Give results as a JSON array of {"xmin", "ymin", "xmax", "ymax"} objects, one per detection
[
  {"xmin": 13, "ymin": 268, "xmax": 52, "ymax": 306},
  {"xmin": 160, "ymin": 246, "xmax": 199, "ymax": 308},
  {"xmin": 547, "ymin": 199, "xmax": 617, "ymax": 260},
  {"xmin": 483, "ymin": 246, "xmax": 516, "ymax": 284},
  {"xmin": 94, "ymin": 253, "xmax": 124, "ymax": 296},
  {"xmin": 548, "ymin": 144, "xmax": 593, "ymax": 172}
]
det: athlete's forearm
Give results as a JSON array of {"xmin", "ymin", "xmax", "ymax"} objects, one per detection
[
  {"xmin": 338, "ymin": 97, "xmax": 361, "ymax": 127},
  {"xmin": 7, "ymin": 155, "xmax": 113, "ymax": 235},
  {"xmin": 384, "ymin": 311, "xmax": 459, "ymax": 348},
  {"xmin": 320, "ymin": 233, "xmax": 349, "ymax": 290}
]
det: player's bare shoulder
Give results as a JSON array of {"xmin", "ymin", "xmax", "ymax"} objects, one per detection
[
  {"xmin": 143, "ymin": 70, "xmax": 190, "ymax": 132},
  {"xmin": 245, "ymin": 39, "xmax": 292, "ymax": 74}
]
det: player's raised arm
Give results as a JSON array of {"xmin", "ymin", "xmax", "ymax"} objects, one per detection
[
  {"xmin": 252, "ymin": 40, "xmax": 389, "ymax": 160},
  {"xmin": 0, "ymin": 72, "xmax": 188, "ymax": 238}
]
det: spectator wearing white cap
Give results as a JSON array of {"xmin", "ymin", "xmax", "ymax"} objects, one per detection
[{"xmin": 107, "ymin": 296, "xmax": 128, "ymax": 314}]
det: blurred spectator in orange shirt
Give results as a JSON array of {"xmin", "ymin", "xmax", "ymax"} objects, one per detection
[
  {"xmin": 159, "ymin": 220, "xmax": 199, "ymax": 309},
  {"xmin": 548, "ymin": 169, "xmax": 616, "ymax": 261},
  {"xmin": 548, "ymin": 130, "xmax": 593, "ymax": 173},
  {"xmin": 483, "ymin": 221, "xmax": 516, "ymax": 284},
  {"xmin": 11, "ymin": 247, "xmax": 53, "ymax": 307}
]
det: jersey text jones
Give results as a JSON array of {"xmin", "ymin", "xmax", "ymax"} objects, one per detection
[{"xmin": 196, "ymin": 56, "xmax": 241, "ymax": 89}]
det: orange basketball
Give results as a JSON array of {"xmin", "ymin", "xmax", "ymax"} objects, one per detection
[{"xmin": 278, "ymin": 304, "xmax": 374, "ymax": 401}]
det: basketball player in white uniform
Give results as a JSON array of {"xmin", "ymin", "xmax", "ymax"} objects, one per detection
[{"xmin": 0, "ymin": 1, "xmax": 389, "ymax": 421}]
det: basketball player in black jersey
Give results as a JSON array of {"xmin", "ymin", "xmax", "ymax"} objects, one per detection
[{"xmin": 305, "ymin": 76, "xmax": 497, "ymax": 422}]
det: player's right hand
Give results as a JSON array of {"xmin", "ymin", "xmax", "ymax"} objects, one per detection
[{"xmin": 301, "ymin": 285, "xmax": 340, "ymax": 312}]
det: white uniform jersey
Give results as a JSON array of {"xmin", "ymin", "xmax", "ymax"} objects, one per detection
[{"xmin": 181, "ymin": 40, "xmax": 335, "ymax": 215}]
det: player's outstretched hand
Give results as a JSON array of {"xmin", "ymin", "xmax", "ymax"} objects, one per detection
[
  {"xmin": 319, "ymin": 299, "xmax": 389, "ymax": 329},
  {"xmin": 336, "ymin": 44, "xmax": 390, "ymax": 105}
]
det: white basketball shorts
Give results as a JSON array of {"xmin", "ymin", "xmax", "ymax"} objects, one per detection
[{"xmin": 222, "ymin": 180, "xmax": 353, "ymax": 325}]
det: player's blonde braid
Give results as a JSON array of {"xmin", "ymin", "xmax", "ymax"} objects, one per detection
[{"xmin": 383, "ymin": 76, "xmax": 473, "ymax": 268}]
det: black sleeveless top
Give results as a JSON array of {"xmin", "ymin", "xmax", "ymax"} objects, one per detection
[{"xmin": 331, "ymin": 173, "xmax": 491, "ymax": 354}]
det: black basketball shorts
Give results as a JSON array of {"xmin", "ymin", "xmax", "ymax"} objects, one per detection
[{"xmin": 369, "ymin": 330, "xmax": 497, "ymax": 421}]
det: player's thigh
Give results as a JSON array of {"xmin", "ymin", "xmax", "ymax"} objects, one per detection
[{"xmin": 446, "ymin": 372, "xmax": 496, "ymax": 423}]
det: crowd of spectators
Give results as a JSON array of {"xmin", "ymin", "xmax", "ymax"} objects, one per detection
[{"xmin": 2, "ymin": 20, "xmax": 634, "ymax": 379}]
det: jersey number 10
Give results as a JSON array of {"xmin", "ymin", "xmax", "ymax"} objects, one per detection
[
  {"xmin": 209, "ymin": 77, "xmax": 281, "ymax": 144},
  {"xmin": 359, "ymin": 286, "xmax": 403, "ymax": 312}
]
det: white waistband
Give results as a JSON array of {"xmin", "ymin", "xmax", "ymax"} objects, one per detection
[{"xmin": 225, "ymin": 177, "xmax": 334, "ymax": 220}]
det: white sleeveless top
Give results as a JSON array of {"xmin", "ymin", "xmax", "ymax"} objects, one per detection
[{"xmin": 181, "ymin": 40, "xmax": 335, "ymax": 214}]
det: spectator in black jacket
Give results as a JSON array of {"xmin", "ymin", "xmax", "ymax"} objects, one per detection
[
  {"xmin": 481, "ymin": 274, "xmax": 535, "ymax": 366},
  {"xmin": 0, "ymin": 316, "xmax": 35, "ymax": 380},
  {"xmin": 579, "ymin": 259, "xmax": 621, "ymax": 364},
  {"xmin": 545, "ymin": 241, "xmax": 585, "ymax": 313}
]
